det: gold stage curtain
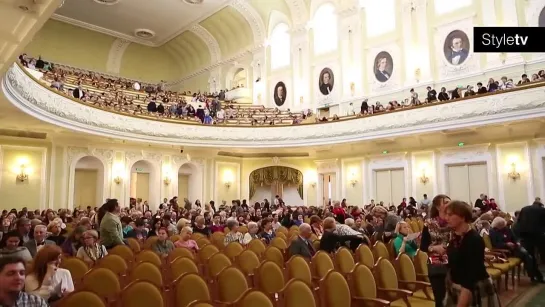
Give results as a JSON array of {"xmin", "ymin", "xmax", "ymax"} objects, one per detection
[{"xmin": 249, "ymin": 166, "xmax": 304, "ymax": 200}]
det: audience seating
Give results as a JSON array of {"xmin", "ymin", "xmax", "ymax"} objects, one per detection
[{"xmin": 53, "ymin": 216, "xmax": 524, "ymax": 307}]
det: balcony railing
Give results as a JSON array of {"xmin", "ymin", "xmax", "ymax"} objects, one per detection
[{"xmin": 3, "ymin": 63, "xmax": 545, "ymax": 148}]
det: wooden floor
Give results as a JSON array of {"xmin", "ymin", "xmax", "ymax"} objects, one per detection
[{"xmin": 505, "ymin": 270, "xmax": 545, "ymax": 306}]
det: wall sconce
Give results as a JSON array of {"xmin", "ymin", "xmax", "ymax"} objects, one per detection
[
  {"xmin": 507, "ymin": 162, "xmax": 520, "ymax": 180},
  {"xmin": 499, "ymin": 52, "xmax": 507, "ymax": 64},
  {"xmin": 350, "ymin": 178, "xmax": 358, "ymax": 187},
  {"xmin": 299, "ymin": 96, "xmax": 304, "ymax": 104},
  {"xmin": 414, "ymin": 68, "xmax": 421, "ymax": 83},
  {"xmin": 113, "ymin": 176, "xmax": 122, "ymax": 185},
  {"xmin": 225, "ymin": 181, "xmax": 232, "ymax": 189},
  {"xmin": 310, "ymin": 181, "xmax": 316, "ymax": 188},
  {"xmin": 223, "ymin": 169, "xmax": 234, "ymax": 189},
  {"xmin": 16, "ymin": 164, "xmax": 29, "ymax": 182},
  {"xmin": 163, "ymin": 177, "xmax": 171, "ymax": 185},
  {"xmin": 420, "ymin": 168, "xmax": 429, "ymax": 184}
]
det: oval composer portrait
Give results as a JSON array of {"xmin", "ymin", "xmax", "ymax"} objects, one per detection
[
  {"xmin": 274, "ymin": 81, "xmax": 287, "ymax": 107},
  {"xmin": 443, "ymin": 30, "xmax": 470, "ymax": 66},
  {"xmin": 318, "ymin": 68, "xmax": 334, "ymax": 95},
  {"xmin": 373, "ymin": 51, "xmax": 394, "ymax": 83}
]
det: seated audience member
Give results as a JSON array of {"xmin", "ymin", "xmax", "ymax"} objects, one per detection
[
  {"xmin": 24, "ymin": 225, "xmax": 55, "ymax": 258},
  {"xmin": 148, "ymin": 218, "xmax": 162, "ymax": 237},
  {"xmin": 61, "ymin": 226, "xmax": 85, "ymax": 256},
  {"xmin": 393, "ymin": 221, "xmax": 418, "ymax": 257},
  {"xmin": 223, "ymin": 219, "xmax": 244, "ymax": 246},
  {"xmin": 174, "ymin": 227, "xmax": 199, "ymax": 252},
  {"xmin": 15, "ymin": 218, "xmax": 32, "ymax": 243},
  {"xmin": 46, "ymin": 222, "xmax": 65, "ymax": 246},
  {"xmin": 309, "ymin": 215, "xmax": 323, "ymax": 238},
  {"xmin": 121, "ymin": 216, "xmax": 133, "ymax": 238},
  {"xmin": 161, "ymin": 214, "xmax": 178, "ymax": 236},
  {"xmin": 99, "ymin": 199, "xmax": 125, "ymax": 249},
  {"xmin": 210, "ymin": 214, "xmax": 225, "ymax": 233},
  {"xmin": 320, "ymin": 217, "xmax": 362, "ymax": 253},
  {"xmin": 371, "ymin": 205, "xmax": 400, "ymax": 242},
  {"xmin": 479, "ymin": 221, "xmax": 490, "ymax": 237},
  {"xmin": 0, "ymin": 231, "xmax": 33, "ymax": 262},
  {"xmin": 288, "ymin": 223, "xmax": 316, "ymax": 259},
  {"xmin": 151, "ymin": 228, "xmax": 174, "ymax": 257},
  {"xmin": 193, "ymin": 216, "xmax": 211, "ymax": 237},
  {"xmin": 0, "ymin": 257, "xmax": 49, "ymax": 307},
  {"xmin": 76, "ymin": 230, "xmax": 108, "ymax": 265},
  {"xmin": 126, "ymin": 218, "xmax": 148, "ymax": 242},
  {"xmin": 489, "ymin": 217, "xmax": 543, "ymax": 282},
  {"xmin": 259, "ymin": 218, "xmax": 275, "ymax": 244},
  {"xmin": 25, "ymin": 245, "xmax": 74, "ymax": 303},
  {"xmin": 243, "ymin": 222, "xmax": 259, "ymax": 245}
]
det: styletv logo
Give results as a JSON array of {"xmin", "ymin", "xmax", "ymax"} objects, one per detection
[{"xmin": 473, "ymin": 27, "xmax": 544, "ymax": 52}]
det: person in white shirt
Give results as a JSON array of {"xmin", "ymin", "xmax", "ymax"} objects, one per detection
[
  {"xmin": 419, "ymin": 194, "xmax": 431, "ymax": 211},
  {"xmin": 216, "ymin": 109, "xmax": 225, "ymax": 123},
  {"xmin": 25, "ymin": 245, "xmax": 74, "ymax": 302}
]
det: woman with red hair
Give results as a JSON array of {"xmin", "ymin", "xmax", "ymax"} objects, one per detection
[{"xmin": 24, "ymin": 245, "xmax": 74, "ymax": 302}]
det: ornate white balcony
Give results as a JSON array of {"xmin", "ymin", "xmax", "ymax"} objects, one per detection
[{"xmin": 3, "ymin": 63, "xmax": 545, "ymax": 148}]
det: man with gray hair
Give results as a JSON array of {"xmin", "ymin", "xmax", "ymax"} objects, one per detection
[
  {"xmin": 288, "ymin": 223, "xmax": 315, "ymax": 259},
  {"xmin": 24, "ymin": 224, "xmax": 55, "ymax": 257}
]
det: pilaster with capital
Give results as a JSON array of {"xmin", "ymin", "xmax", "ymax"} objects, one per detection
[
  {"xmin": 252, "ymin": 49, "xmax": 267, "ymax": 106},
  {"xmin": 208, "ymin": 67, "xmax": 223, "ymax": 93}
]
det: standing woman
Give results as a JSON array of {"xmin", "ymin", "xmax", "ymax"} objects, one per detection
[
  {"xmin": 420, "ymin": 195, "xmax": 451, "ymax": 307},
  {"xmin": 444, "ymin": 201, "xmax": 499, "ymax": 307}
]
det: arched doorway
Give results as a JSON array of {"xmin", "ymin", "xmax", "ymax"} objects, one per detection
[
  {"xmin": 249, "ymin": 166, "xmax": 303, "ymax": 206},
  {"xmin": 129, "ymin": 160, "xmax": 159, "ymax": 207},
  {"xmin": 177, "ymin": 163, "xmax": 200, "ymax": 203},
  {"xmin": 231, "ymin": 68, "xmax": 247, "ymax": 89},
  {"xmin": 73, "ymin": 156, "xmax": 105, "ymax": 209}
]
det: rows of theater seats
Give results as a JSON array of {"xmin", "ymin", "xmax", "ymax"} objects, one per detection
[
  {"xmin": 38, "ymin": 63, "xmax": 308, "ymax": 126},
  {"xmin": 49, "ymin": 219, "xmax": 524, "ymax": 307}
]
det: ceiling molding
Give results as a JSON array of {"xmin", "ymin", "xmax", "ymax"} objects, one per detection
[
  {"xmin": 53, "ymin": 0, "xmax": 233, "ymax": 47},
  {"xmin": 188, "ymin": 24, "xmax": 222, "ymax": 63},
  {"xmin": 284, "ymin": 0, "xmax": 309, "ymax": 26},
  {"xmin": 230, "ymin": 0, "xmax": 266, "ymax": 46},
  {"xmin": 105, "ymin": 38, "xmax": 131, "ymax": 74},
  {"xmin": 51, "ymin": 14, "xmax": 157, "ymax": 46}
]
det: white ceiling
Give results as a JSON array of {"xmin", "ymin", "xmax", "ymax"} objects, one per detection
[{"xmin": 53, "ymin": 0, "xmax": 230, "ymax": 46}]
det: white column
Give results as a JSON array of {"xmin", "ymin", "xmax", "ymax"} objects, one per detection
[
  {"xmin": 338, "ymin": 8, "xmax": 363, "ymax": 102},
  {"xmin": 499, "ymin": 0, "xmax": 524, "ymax": 65},
  {"xmin": 401, "ymin": 0, "xmax": 415, "ymax": 86},
  {"xmin": 413, "ymin": 0, "xmax": 432, "ymax": 83},
  {"xmin": 291, "ymin": 25, "xmax": 311, "ymax": 109},
  {"xmin": 251, "ymin": 49, "xmax": 266, "ymax": 106}
]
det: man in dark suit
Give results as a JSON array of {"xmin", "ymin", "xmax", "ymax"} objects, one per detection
[
  {"xmin": 374, "ymin": 57, "xmax": 391, "ymax": 82},
  {"xmin": 24, "ymin": 225, "xmax": 55, "ymax": 257},
  {"xmin": 274, "ymin": 85, "xmax": 286, "ymax": 106},
  {"xmin": 517, "ymin": 200, "xmax": 545, "ymax": 272},
  {"xmin": 447, "ymin": 37, "xmax": 469, "ymax": 65},
  {"xmin": 72, "ymin": 85, "xmax": 85, "ymax": 99},
  {"xmin": 288, "ymin": 223, "xmax": 315, "ymax": 259},
  {"xmin": 319, "ymin": 71, "xmax": 333, "ymax": 95}
]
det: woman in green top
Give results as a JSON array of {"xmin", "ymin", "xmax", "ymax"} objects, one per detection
[
  {"xmin": 393, "ymin": 221, "xmax": 418, "ymax": 257},
  {"xmin": 151, "ymin": 228, "xmax": 174, "ymax": 258}
]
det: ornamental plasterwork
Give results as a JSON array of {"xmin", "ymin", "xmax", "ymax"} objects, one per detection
[
  {"xmin": 106, "ymin": 39, "xmax": 131, "ymax": 74},
  {"xmin": 230, "ymin": 0, "xmax": 265, "ymax": 46},
  {"xmin": 368, "ymin": 153, "xmax": 407, "ymax": 169},
  {"xmin": 67, "ymin": 146, "xmax": 114, "ymax": 166},
  {"xmin": 285, "ymin": 0, "xmax": 309, "ymax": 27},
  {"xmin": 124, "ymin": 151, "xmax": 162, "ymax": 167},
  {"xmin": 189, "ymin": 24, "xmax": 222, "ymax": 63},
  {"xmin": 4, "ymin": 63, "xmax": 545, "ymax": 148}
]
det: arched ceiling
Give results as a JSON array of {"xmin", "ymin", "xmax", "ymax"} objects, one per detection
[
  {"xmin": 199, "ymin": 6, "xmax": 255, "ymax": 58},
  {"xmin": 248, "ymin": 0, "xmax": 292, "ymax": 30},
  {"xmin": 162, "ymin": 30, "xmax": 211, "ymax": 76}
]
